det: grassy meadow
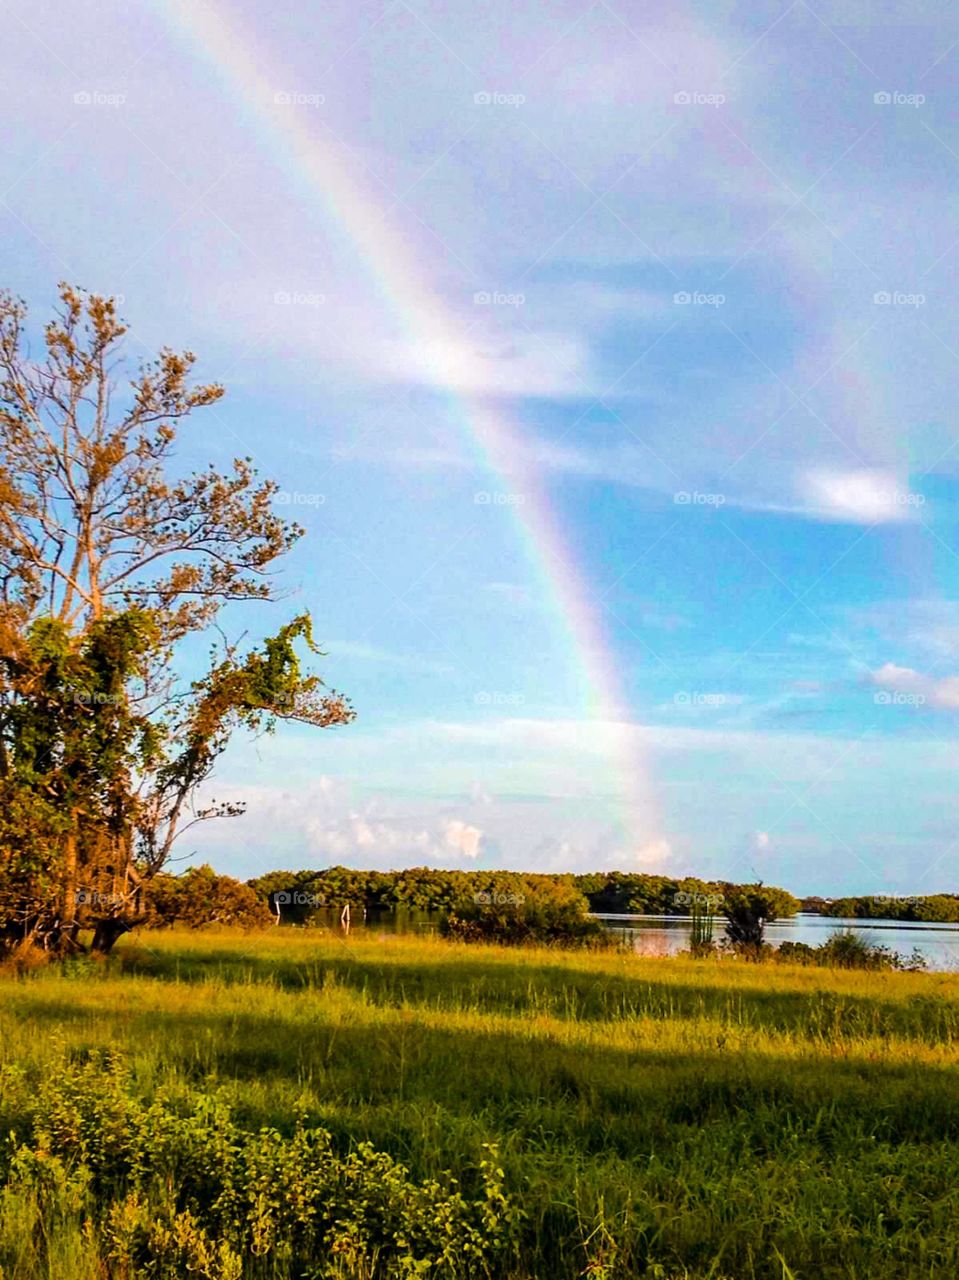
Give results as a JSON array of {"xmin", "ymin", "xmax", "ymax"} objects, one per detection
[{"xmin": 2, "ymin": 928, "xmax": 959, "ymax": 1278}]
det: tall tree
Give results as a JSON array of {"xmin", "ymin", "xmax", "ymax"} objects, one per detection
[{"xmin": 0, "ymin": 283, "xmax": 354, "ymax": 953}]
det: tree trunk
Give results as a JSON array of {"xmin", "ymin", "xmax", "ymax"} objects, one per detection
[
  {"xmin": 60, "ymin": 811, "xmax": 80, "ymax": 931},
  {"xmin": 90, "ymin": 917, "xmax": 130, "ymax": 954}
]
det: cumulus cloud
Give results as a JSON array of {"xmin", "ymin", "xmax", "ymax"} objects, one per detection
[
  {"xmin": 191, "ymin": 778, "xmax": 488, "ymax": 870},
  {"xmin": 443, "ymin": 819, "xmax": 483, "ymax": 858},
  {"xmin": 310, "ymin": 811, "xmax": 485, "ymax": 863}
]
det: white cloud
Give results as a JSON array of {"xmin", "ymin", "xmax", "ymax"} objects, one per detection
[
  {"xmin": 444, "ymin": 819, "xmax": 483, "ymax": 858},
  {"xmin": 800, "ymin": 469, "xmax": 920, "ymax": 525},
  {"xmin": 525, "ymin": 833, "xmax": 675, "ymax": 875},
  {"xmin": 871, "ymin": 662, "xmax": 926, "ymax": 693},
  {"xmin": 381, "ymin": 331, "xmax": 589, "ymax": 398},
  {"xmin": 310, "ymin": 810, "xmax": 485, "ymax": 863},
  {"xmin": 871, "ymin": 662, "xmax": 959, "ymax": 709},
  {"xmin": 190, "ymin": 778, "xmax": 488, "ymax": 870},
  {"xmin": 636, "ymin": 838, "xmax": 674, "ymax": 867}
]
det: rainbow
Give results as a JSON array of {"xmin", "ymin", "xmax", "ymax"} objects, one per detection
[{"xmin": 154, "ymin": 0, "xmax": 662, "ymax": 860}]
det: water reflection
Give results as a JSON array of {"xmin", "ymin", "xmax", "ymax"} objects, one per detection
[{"xmin": 594, "ymin": 913, "xmax": 959, "ymax": 970}]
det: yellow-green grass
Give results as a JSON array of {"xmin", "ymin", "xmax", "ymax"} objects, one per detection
[{"xmin": 3, "ymin": 928, "xmax": 959, "ymax": 1278}]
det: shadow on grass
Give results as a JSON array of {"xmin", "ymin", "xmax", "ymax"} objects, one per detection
[
  {"xmin": 4, "ymin": 991, "xmax": 959, "ymax": 1156},
  {"xmin": 110, "ymin": 939, "xmax": 959, "ymax": 1046}
]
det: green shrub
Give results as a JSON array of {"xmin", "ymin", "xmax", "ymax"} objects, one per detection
[
  {"xmin": 776, "ymin": 931, "xmax": 926, "ymax": 972},
  {"xmin": 441, "ymin": 883, "xmax": 614, "ymax": 949},
  {"xmin": 721, "ymin": 883, "xmax": 799, "ymax": 952},
  {"xmin": 0, "ymin": 1050, "xmax": 522, "ymax": 1279},
  {"xmin": 145, "ymin": 865, "xmax": 272, "ymax": 931}
]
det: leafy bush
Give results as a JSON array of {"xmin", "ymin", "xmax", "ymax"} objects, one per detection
[
  {"xmin": 145, "ymin": 865, "xmax": 272, "ymax": 931},
  {"xmin": 0, "ymin": 1050, "xmax": 522, "ymax": 1279},
  {"xmin": 441, "ymin": 882, "xmax": 614, "ymax": 949},
  {"xmin": 721, "ymin": 883, "xmax": 799, "ymax": 952},
  {"xmin": 776, "ymin": 931, "xmax": 927, "ymax": 972}
]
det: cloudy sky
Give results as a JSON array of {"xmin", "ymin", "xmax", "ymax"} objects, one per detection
[{"xmin": 5, "ymin": 0, "xmax": 959, "ymax": 893}]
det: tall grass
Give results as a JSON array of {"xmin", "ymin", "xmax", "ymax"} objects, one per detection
[{"xmin": 1, "ymin": 928, "xmax": 958, "ymax": 1277}]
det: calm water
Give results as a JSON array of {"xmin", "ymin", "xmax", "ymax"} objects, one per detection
[
  {"xmin": 594, "ymin": 913, "xmax": 959, "ymax": 970},
  {"xmin": 312, "ymin": 908, "xmax": 959, "ymax": 970}
]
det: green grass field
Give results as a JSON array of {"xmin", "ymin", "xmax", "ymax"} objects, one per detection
[{"xmin": 2, "ymin": 928, "xmax": 959, "ymax": 1279}]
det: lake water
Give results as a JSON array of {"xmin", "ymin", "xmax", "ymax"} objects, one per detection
[
  {"xmin": 312, "ymin": 908, "xmax": 959, "ymax": 971},
  {"xmin": 594, "ymin": 913, "xmax": 959, "ymax": 970}
]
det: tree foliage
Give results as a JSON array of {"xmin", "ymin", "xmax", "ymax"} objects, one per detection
[
  {"xmin": 0, "ymin": 284, "xmax": 354, "ymax": 953},
  {"xmin": 145, "ymin": 865, "xmax": 272, "ymax": 930},
  {"xmin": 441, "ymin": 879, "xmax": 614, "ymax": 948},
  {"xmin": 573, "ymin": 872, "xmax": 799, "ymax": 919},
  {"xmin": 720, "ymin": 883, "xmax": 799, "ymax": 952},
  {"xmin": 824, "ymin": 894, "xmax": 959, "ymax": 922}
]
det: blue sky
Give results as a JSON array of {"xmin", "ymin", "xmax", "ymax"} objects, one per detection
[{"xmin": 4, "ymin": 0, "xmax": 959, "ymax": 893}]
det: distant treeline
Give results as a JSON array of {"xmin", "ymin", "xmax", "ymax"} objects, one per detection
[
  {"xmin": 817, "ymin": 894, "xmax": 959, "ymax": 923},
  {"xmin": 248, "ymin": 867, "xmax": 801, "ymax": 921},
  {"xmin": 142, "ymin": 866, "xmax": 802, "ymax": 929},
  {"xmin": 141, "ymin": 868, "xmax": 959, "ymax": 931}
]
